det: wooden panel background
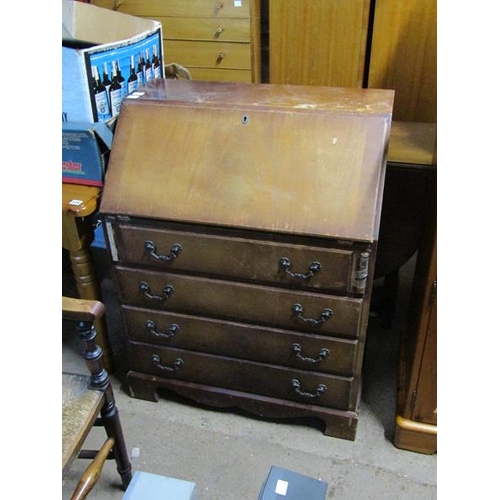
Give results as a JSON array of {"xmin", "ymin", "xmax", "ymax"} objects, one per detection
[
  {"xmin": 367, "ymin": 0, "xmax": 437, "ymax": 122},
  {"xmin": 269, "ymin": 0, "xmax": 370, "ymax": 88}
]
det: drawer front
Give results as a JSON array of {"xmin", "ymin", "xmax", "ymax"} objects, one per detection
[
  {"xmin": 123, "ymin": 305, "xmax": 358, "ymax": 376},
  {"xmin": 108, "ymin": 0, "xmax": 251, "ymax": 18},
  {"xmin": 116, "ymin": 267, "xmax": 362, "ymax": 338},
  {"xmin": 159, "ymin": 17, "xmax": 250, "ymax": 42},
  {"xmin": 164, "ymin": 40, "xmax": 251, "ymax": 69},
  {"xmin": 187, "ymin": 67, "xmax": 252, "ymax": 82},
  {"xmin": 128, "ymin": 341, "xmax": 355, "ymax": 410},
  {"xmin": 114, "ymin": 224, "xmax": 355, "ymax": 293}
]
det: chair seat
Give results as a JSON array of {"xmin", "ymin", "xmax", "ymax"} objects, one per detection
[{"xmin": 62, "ymin": 373, "xmax": 104, "ymax": 478}]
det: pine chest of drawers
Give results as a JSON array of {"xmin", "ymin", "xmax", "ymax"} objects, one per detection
[
  {"xmin": 100, "ymin": 79, "xmax": 393, "ymax": 440},
  {"xmin": 92, "ymin": 0, "xmax": 261, "ymax": 83}
]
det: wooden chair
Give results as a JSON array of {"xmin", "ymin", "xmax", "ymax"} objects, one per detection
[{"xmin": 62, "ymin": 297, "xmax": 132, "ymax": 499}]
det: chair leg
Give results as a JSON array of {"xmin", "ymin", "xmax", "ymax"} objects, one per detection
[
  {"xmin": 101, "ymin": 390, "xmax": 133, "ymax": 489},
  {"xmin": 77, "ymin": 318, "xmax": 133, "ymax": 490}
]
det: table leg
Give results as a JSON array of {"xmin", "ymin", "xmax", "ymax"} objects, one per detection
[
  {"xmin": 68, "ymin": 247, "xmax": 113, "ymax": 371},
  {"xmin": 62, "ymin": 211, "xmax": 113, "ymax": 372}
]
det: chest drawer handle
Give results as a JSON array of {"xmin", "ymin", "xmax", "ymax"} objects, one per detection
[
  {"xmin": 279, "ymin": 257, "xmax": 321, "ymax": 280},
  {"xmin": 145, "ymin": 320, "xmax": 179, "ymax": 340},
  {"xmin": 151, "ymin": 355, "xmax": 183, "ymax": 373},
  {"xmin": 291, "ymin": 304, "xmax": 333, "ymax": 326},
  {"xmin": 144, "ymin": 240, "xmax": 182, "ymax": 262},
  {"xmin": 291, "ymin": 343, "xmax": 330, "ymax": 364},
  {"xmin": 214, "ymin": 26, "xmax": 224, "ymax": 38},
  {"xmin": 139, "ymin": 282, "xmax": 174, "ymax": 301},
  {"xmin": 290, "ymin": 379, "xmax": 327, "ymax": 400}
]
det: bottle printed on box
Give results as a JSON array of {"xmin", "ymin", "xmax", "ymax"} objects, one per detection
[
  {"xmin": 102, "ymin": 62, "xmax": 112, "ymax": 95},
  {"xmin": 92, "ymin": 65, "xmax": 111, "ymax": 122},
  {"xmin": 152, "ymin": 44, "xmax": 161, "ymax": 79},
  {"xmin": 109, "ymin": 60, "xmax": 123, "ymax": 116},
  {"xmin": 137, "ymin": 53, "xmax": 144, "ymax": 87},
  {"xmin": 116, "ymin": 59, "xmax": 126, "ymax": 95},
  {"xmin": 143, "ymin": 50, "xmax": 153, "ymax": 83},
  {"xmin": 127, "ymin": 54, "xmax": 139, "ymax": 94}
]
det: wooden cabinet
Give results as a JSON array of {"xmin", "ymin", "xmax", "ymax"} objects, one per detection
[
  {"xmin": 267, "ymin": 0, "xmax": 436, "ymax": 123},
  {"xmin": 393, "ymin": 163, "xmax": 437, "ymax": 453},
  {"xmin": 100, "ymin": 79, "xmax": 393, "ymax": 441},
  {"xmin": 91, "ymin": 0, "xmax": 261, "ymax": 83},
  {"xmin": 268, "ymin": 0, "xmax": 370, "ymax": 88},
  {"xmin": 394, "ymin": 232, "xmax": 436, "ymax": 453}
]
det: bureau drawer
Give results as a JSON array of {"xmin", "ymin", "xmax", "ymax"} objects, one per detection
[
  {"xmin": 123, "ymin": 305, "xmax": 359, "ymax": 376},
  {"xmin": 107, "ymin": 0, "xmax": 251, "ymax": 18},
  {"xmin": 113, "ymin": 224, "xmax": 356, "ymax": 293},
  {"xmin": 164, "ymin": 40, "xmax": 251, "ymax": 70},
  {"xmin": 115, "ymin": 267, "xmax": 362, "ymax": 338},
  {"xmin": 128, "ymin": 341, "xmax": 355, "ymax": 410},
  {"xmin": 159, "ymin": 17, "xmax": 251, "ymax": 42}
]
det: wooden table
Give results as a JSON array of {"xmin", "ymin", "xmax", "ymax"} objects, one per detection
[
  {"xmin": 388, "ymin": 121, "xmax": 437, "ymax": 166},
  {"xmin": 373, "ymin": 122, "xmax": 437, "ymax": 326},
  {"xmin": 62, "ymin": 183, "xmax": 113, "ymax": 372}
]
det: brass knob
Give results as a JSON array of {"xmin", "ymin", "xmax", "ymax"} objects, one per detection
[
  {"xmin": 215, "ymin": 26, "xmax": 224, "ymax": 38},
  {"xmin": 217, "ymin": 52, "xmax": 225, "ymax": 63},
  {"xmin": 215, "ymin": 2, "xmax": 223, "ymax": 11}
]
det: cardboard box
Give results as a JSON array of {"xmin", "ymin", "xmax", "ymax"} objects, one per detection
[
  {"xmin": 62, "ymin": 120, "xmax": 115, "ymax": 186},
  {"xmin": 258, "ymin": 466, "xmax": 328, "ymax": 500},
  {"xmin": 62, "ymin": 0, "xmax": 163, "ymax": 123}
]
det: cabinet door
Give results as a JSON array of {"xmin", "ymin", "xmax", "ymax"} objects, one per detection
[
  {"xmin": 269, "ymin": 0, "xmax": 370, "ymax": 87},
  {"xmin": 411, "ymin": 292, "xmax": 437, "ymax": 426},
  {"xmin": 409, "ymin": 227, "xmax": 437, "ymax": 426},
  {"xmin": 401, "ymin": 220, "xmax": 437, "ymax": 427},
  {"xmin": 367, "ymin": 0, "xmax": 437, "ymax": 122}
]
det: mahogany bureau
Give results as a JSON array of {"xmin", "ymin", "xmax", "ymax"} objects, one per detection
[{"xmin": 100, "ymin": 79, "xmax": 393, "ymax": 440}]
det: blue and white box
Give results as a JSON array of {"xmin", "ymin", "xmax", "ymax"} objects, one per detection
[
  {"xmin": 62, "ymin": 119, "xmax": 115, "ymax": 186},
  {"xmin": 62, "ymin": 0, "xmax": 163, "ymax": 123},
  {"xmin": 123, "ymin": 471, "xmax": 196, "ymax": 500}
]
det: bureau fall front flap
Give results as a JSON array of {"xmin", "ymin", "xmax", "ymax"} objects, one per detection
[{"xmin": 100, "ymin": 79, "xmax": 393, "ymax": 242}]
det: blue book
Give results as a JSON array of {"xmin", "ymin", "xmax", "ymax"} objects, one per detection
[{"xmin": 258, "ymin": 466, "xmax": 328, "ymax": 500}]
